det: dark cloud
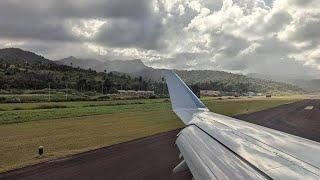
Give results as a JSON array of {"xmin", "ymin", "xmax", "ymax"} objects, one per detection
[
  {"xmin": 0, "ymin": 18, "xmax": 75, "ymax": 42},
  {"xmin": 0, "ymin": 0, "xmax": 319, "ymax": 79},
  {"xmin": 50, "ymin": 0, "xmax": 152, "ymax": 19},
  {"xmin": 94, "ymin": 17, "xmax": 165, "ymax": 50},
  {"xmin": 0, "ymin": 0, "xmax": 151, "ymax": 19},
  {"xmin": 0, "ymin": 0, "xmax": 153, "ymax": 42}
]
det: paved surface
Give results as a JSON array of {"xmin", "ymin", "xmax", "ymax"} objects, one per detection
[
  {"xmin": 0, "ymin": 130, "xmax": 191, "ymax": 180},
  {"xmin": 236, "ymin": 99, "xmax": 320, "ymax": 142},
  {"xmin": 1, "ymin": 99, "xmax": 320, "ymax": 180}
]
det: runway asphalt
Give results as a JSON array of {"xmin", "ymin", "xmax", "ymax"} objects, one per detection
[
  {"xmin": 236, "ymin": 99, "xmax": 320, "ymax": 142},
  {"xmin": 1, "ymin": 99, "xmax": 319, "ymax": 180}
]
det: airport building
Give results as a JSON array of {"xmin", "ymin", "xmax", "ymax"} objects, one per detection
[
  {"xmin": 117, "ymin": 90, "xmax": 155, "ymax": 97},
  {"xmin": 200, "ymin": 90, "xmax": 221, "ymax": 97}
]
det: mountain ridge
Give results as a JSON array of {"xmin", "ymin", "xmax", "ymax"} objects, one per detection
[
  {"xmin": 0, "ymin": 48, "xmax": 161, "ymax": 94},
  {"xmin": 55, "ymin": 55, "xmax": 303, "ymax": 93},
  {"xmin": 56, "ymin": 56, "xmax": 162, "ymax": 80},
  {"xmin": 0, "ymin": 48, "xmax": 305, "ymax": 93},
  {"xmin": 248, "ymin": 73, "xmax": 320, "ymax": 91},
  {"xmin": 0, "ymin": 48, "xmax": 52, "ymax": 64}
]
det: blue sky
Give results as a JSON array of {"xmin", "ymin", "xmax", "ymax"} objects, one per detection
[{"xmin": 264, "ymin": 0, "xmax": 273, "ymax": 6}]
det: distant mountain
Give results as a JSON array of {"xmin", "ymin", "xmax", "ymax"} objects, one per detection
[
  {"xmin": 56, "ymin": 57, "xmax": 162, "ymax": 80},
  {"xmin": 176, "ymin": 70, "xmax": 303, "ymax": 93},
  {"xmin": 56, "ymin": 56, "xmax": 105, "ymax": 71},
  {"xmin": 247, "ymin": 73, "xmax": 313, "ymax": 81},
  {"xmin": 0, "ymin": 48, "xmax": 160, "ymax": 94},
  {"xmin": 248, "ymin": 73, "xmax": 320, "ymax": 91},
  {"xmin": 0, "ymin": 48, "xmax": 52, "ymax": 65},
  {"xmin": 288, "ymin": 79, "xmax": 320, "ymax": 91},
  {"xmin": 0, "ymin": 48, "xmax": 306, "ymax": 93},
  {"xmin": 56, "ymin": 56, "xmax": 303, "ymax": 93}
]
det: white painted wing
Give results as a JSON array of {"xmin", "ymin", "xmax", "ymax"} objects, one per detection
[{"xmin": 163, "ymin": 70, "xmax": 320, "ymax": 180}]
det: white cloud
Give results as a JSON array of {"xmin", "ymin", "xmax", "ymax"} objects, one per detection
[
  {"xmin": 70, "ymin": 19, "xmax": 106, "ymax": 39},
  {"xmin": 0, "ymin": 0, "xmax": 320, "ymax": 78}
]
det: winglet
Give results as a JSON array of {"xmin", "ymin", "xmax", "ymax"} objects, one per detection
[{"xmin": 162, "ymin": 70, "xmax": 208, "ymax": 124}]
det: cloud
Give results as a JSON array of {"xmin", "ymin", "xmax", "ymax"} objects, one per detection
[
  {"xmin": 93, "ymin": 17, "xmax": 165, "ymax": 50},
  {"xmin": 0, "ymin": 0, "xmax": 319, "ymax": 78}
]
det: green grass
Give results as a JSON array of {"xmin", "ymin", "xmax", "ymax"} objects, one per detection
[
  {"xmin": 0, "ymin": 96, "xmax": 304, "ymax": 172},
  {"xmin": 203, "ymin": 98, "xmax": 300, "ymax": 116},
  {"xmin": 0, "ymin": 99, "xmax": 165, "ymax": 111},
  {"xmin": 0, "ymin": 93, "xmax": 88, "ymax": 103},
  {"xmin": 0, "ymin": 110, "xmax": 182, "ymax": 172},
  {"xmin": 0, "ymin": 97, "xmax": 302, "ymax": 125},
  {"xmin": 0, "ymin": 100, "xmax": 169, "ymax": 124}
]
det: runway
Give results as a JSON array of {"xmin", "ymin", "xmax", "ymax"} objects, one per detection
[
  {"xmin": 1, "ymin": 99, "xmax": 320, "ymax": 180},
  {"xmin": 0, "ymin": 130, "xmax": 191, "ymax": 180},
  {"xmin": 236, "ymin": 99, "xmax": 320, "ymax": 142}
]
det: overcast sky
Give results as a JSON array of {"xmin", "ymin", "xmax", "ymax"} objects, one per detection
[{"xmin": 0, "ymin": 0, "xmax": 319, "ymax": 78}]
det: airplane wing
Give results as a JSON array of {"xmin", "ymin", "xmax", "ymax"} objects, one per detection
[{"xmin": 163, "ymin": 70, "xmax": 320, "ymax": 180}]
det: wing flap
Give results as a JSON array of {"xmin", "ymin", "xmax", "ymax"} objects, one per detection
[
  {"xmin": 189, "ymin": 111, "xmax": 320, "ymax": 179},
  {"xmin": 176, "ymin": 126, "xmax": 269, "ymax": 180},
  {"xmin": 195, "ymin": 112, "xmax": 320, "ymax": 169}
]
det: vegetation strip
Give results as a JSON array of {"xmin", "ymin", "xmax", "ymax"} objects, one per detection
[{"xmin": 0, "ymin": 97, "xmax": 303, "ymax": 172}]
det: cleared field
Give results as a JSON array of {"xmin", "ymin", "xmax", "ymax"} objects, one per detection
[
  {"xmin": 0, "ymin": 97, "xmax": 302, "ymax": 125},
  {"xmin": 0, "ymin": 99, "xmax": 164, "ymax": 111},
  {"xmin": 0, "ymin": 96, "xmax": 304, "ymax": 172},
  {"xmin": 204, "ymin": 97, "xmax": 302, "ymax": 116},
  {"xmin": 0, "ymin": 100, "xmax": 168, "ymax": 124},
  {"xmin": 0, "ymin": 110, "xmax": 182, "ymax": 172}
]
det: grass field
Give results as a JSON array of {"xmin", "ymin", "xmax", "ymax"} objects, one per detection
[
  {"xmin": 0, "ymin": 96, "xmax": 305, "ymax": 172},
  {"xmin": 0, "ymin": 99, "xmax": 167, "ymax": 124}
]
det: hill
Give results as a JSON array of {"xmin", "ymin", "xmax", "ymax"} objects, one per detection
[
  {"xmin": 248, "ymin": 73, "xmax": 320, "ymax": 91},
  {"xmin": 56, "ymin": 56, "xmax": 303, "ymax": 93},
  {"xmin": 0, "ymin": 48, "xmax": 52, "ymax": 65},
  {"xmin": 291, "ymin": 79, "xmax": 320, "ymax": 91},
  {"xmin": 0, "ymin": 48, "xmax": 163, "ymax": 95},
  {"xmin": 0, "ymin": 48, "xmax": 303, "ymax": 95},
  {"xmin": 176, "ymin": 70, "xmax": 303, "ymax": 93},
  {"xmin": 56, "ymin": 57, "xmax": 162, "ymax": 80}
]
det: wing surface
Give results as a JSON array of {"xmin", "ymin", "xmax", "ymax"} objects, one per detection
[{"xmin": 163, "ymin": 70, "xmax": 320, "ymax": 179}]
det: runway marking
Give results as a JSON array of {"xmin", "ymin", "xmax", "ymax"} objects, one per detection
[{"xmin": 304, "ymin": 106, "xmax": 314, "ymax": 110}]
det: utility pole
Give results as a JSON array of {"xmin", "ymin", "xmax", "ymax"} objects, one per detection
[
  {"xmin": 101, "ymin": 83, "xmax": 104, "ymax": 94},
  {"xmin": 65, "ymin": 84, "xmax": 68, "ymax": 101},
  {"xmin": 161, "ymin": 77, "xmax": 165, "ymax": 96},
  {"xmin": 48, "ymin": 82, "xmax": 51, "ymax": 102}
]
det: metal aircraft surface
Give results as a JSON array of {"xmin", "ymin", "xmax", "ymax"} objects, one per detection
[{"xmin": 163, "ymin": 70, "xmax": 320, "ymax": 180}]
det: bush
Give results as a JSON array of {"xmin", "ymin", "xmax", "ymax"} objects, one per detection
[
  {"xmin": 97, "ymin": 95, "xmax": 110, "ymax": 101},
  {"xmin": 36, "ymin": 104, "xmax": 67, "ymax": 109},
  {"xmin": 0, "ymin": 96, "xmax": 6, "ymax": 103}
]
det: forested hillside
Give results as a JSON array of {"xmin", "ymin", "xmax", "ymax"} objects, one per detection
[
  {"xmin": 56, "ymin": 55, "xmax": 303, "ymax": 93},
  {"xmin": 0, "ymin": 48, "xmax": 303, "ymax": 95},
  {"xmin": 176, "ymin": 70, "xmax": 303, "ymax": 93},
  {"xmin": 0, "ymin": 48, "xmax": 166, "ymax": 94}
]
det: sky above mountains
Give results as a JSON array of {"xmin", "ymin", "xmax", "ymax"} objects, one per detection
[{"xmin": 0, "ymin": 0, "xmax": 319, "ymax": 78}]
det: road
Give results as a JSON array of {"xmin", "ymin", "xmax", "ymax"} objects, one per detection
[{"xmin": 1, "ymin": 99, "xmax": 319, "ymax": 180}]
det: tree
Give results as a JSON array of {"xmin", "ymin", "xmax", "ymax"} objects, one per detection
[{"xmin": 190, "ymin": 83, "xmax": 201, "ymax": 98}]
